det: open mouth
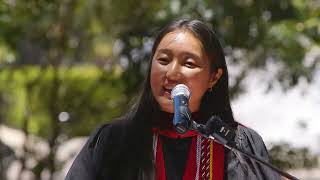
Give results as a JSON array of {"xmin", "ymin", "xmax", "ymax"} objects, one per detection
[
  {"xmin": 163, "ymin": 87, "xmax": 172, "ymax": 94},
  {"xmin": 162, "ymin": 87, "xmax": 173, "ymax": 99}
]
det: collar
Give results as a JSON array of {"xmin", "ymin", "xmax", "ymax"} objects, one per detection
[
  {"xmin": 153, "ymin": 128, "xmax": 198, "ymax": 138},
  {"xmin": 152, "ymin": 110, "xmax": 204, "ymax": 138}
]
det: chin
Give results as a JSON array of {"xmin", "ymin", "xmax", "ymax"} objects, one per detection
[
  {"xmin": 160, "ymin": 107, "xmax": 174, "ymax": 113},
  {"xmin": 158, "ymin": 100, "xmax": 174, "ymax": 113}
]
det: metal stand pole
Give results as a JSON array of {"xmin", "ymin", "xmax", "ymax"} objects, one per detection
[{"xmin": 191, "ymin": 120, "xmax": 299, "ymax": 180}]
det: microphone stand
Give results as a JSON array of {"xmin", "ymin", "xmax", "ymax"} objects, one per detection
[{"xmin": 190, "ymin": 120, "xmax": 299, "ymax": 180}]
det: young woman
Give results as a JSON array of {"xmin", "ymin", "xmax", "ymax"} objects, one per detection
[{"xmin": 65, "ymin": 19, "xmax": 280, "ymax": 180}]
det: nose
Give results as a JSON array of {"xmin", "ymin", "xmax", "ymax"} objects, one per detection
[{"xmin": 166, "ymin": 60, "xmax": 182, "ymax": 81}]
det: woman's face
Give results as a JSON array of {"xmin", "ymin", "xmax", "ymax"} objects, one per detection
[{"xmin": 150, "ymin": 30, "xmax": 222, "ymax": 113}]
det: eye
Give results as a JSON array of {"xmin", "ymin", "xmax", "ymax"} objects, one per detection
[
  {"xmin": 157, "ymin": 57, "xmax": 170, "ymax": 65},
  {"xmin": 184, "ymin": 59, "xmax": 198, "ymax": 68},
  {"xmin": 185, "ymin": 62, "xmax": 195, "ymax": 68}
]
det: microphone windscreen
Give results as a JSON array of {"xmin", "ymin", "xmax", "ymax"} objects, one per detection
[
  {"xmin": 204, "ymin": 115, "xmax": 223, "ymax": 135},
  {"xmin": 204, "ymin": 115, "xmax": 236, "ymax": 145},
  {"xmin": 171, "ymin": 84, "xmax": 191, "ymax": 99}
]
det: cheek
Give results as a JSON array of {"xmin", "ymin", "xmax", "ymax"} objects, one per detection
[
  {"xmin": 187, "ymin": 73, "xmax": 211, "ymax": 100},
  {"xmin": 150, "ymin": 62, "xmax": 163, "ymax": 92},
  {"xmin": 189, "ymin": 83, "xmax": 207, "ymax": 100}
]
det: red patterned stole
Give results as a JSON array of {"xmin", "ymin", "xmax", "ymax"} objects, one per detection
[{"xmin": 153, "ymin": 129, "xmax": 225, "ymax": 180}]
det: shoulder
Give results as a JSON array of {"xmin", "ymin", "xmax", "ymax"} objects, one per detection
[
  {"xmin": 84, "ymin": 119, "xmax": 129, "ymax": 159},
  {"xmin": 235, "ymin": 124, "xmax": 269, "ymax": 158},
  {"xmin": 226, "ymin": 124, "xmax": 282, "ymax": 179},
  {"xmin": 237, "ymin": 125, "xmax": 264, "ymax": 143},
  {"xmin": 86, "ymin": 118, "xmax": 130, "ymax": 152},
  {"xmin": 65, "ymin": 118, "xmax": 129, "ymax": 180}
]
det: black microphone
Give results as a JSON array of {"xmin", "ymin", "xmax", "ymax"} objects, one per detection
[
  {"xmin": 171, "ymin": 84, "xmax": 191, "ymax": 134},
  {"xmin": 204, "ymin": 115, "xmax": 235, "ymax": 145}
]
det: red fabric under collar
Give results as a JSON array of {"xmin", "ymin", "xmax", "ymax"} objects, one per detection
[
  {"xmin": 153, "ymin": 129, "xmax": 225, "ymax": 180},
  {"xmin": 154, "ymin": 133, "xmax": 197, "ymax": 180},
  {"xmin": 153, "ymin": 128, "xmax": 198, "ymax": 138}
]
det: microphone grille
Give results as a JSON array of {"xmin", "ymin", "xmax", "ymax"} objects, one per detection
[{"xmin": 171, "ymin": 84, "xmax": 191, "ymax": 99}]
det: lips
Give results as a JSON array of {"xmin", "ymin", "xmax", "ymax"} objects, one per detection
[
  {"xmin": 163, "ymin": 87, "xmax": 172, "ymax": 94},
  {"xmin": 162, "ymin": 86, "xmax": 173, "ymax": 99}
]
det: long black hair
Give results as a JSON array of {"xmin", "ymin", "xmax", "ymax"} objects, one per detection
[
  {"xmin": 130, "ymin": 19, "xmax": 235, "ymax": 124},
  {"xmin": 114, "ymin": 19, "xmax": 236, "ymax": 178}
]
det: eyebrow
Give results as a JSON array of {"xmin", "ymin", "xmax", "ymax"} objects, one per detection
[
  {"xmin": 156, "ymin": 48, "xmax": 173, "ymax": 56},
  {"xmin": 156, "ymin": 48, "xmax": 202, "ymax": 61}
]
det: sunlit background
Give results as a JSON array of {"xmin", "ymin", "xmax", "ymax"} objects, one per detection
[{"xmin": 0, "ymin": 0, "xmax": 319, "ymax": 180}]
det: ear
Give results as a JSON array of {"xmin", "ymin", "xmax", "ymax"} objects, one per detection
[{"xmin": 208, "ymin": 68, "xmax": 223, "ymax": 89}]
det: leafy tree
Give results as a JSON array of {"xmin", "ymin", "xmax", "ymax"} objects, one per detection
[
  {"xmin": 269, "ymin": 142, "xmax": 318, "ymax": 170},
  {"xmin": 0, "ymin": 0, "xmax": 319, "ymax": 179}
]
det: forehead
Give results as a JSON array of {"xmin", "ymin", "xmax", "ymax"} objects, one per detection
[{"xmin": 155, "ymin": 30, "xmax": 205, "ymax": 56}]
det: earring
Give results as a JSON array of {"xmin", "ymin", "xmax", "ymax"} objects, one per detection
[{"xmin": 208, "ymin": 87, "xmax": 213, "ymax": 92}]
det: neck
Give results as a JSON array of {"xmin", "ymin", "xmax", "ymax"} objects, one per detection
[{"xmin": 152, "ymin": 110, "xmax": 205, "ymax": 130}]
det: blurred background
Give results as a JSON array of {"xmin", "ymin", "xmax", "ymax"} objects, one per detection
[{"xmin": 0, "ymin": 0, "xmax": 319, "ymax": 179}]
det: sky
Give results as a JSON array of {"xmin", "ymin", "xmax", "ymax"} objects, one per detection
[{"xmin": 230, "ymin": 49, "xmax": 320, "ymax": 153}]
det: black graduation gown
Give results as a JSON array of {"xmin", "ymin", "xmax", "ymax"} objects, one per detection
[{"xmin": 65, "ymin": 121, "xmax": 281, "ymax": 180}]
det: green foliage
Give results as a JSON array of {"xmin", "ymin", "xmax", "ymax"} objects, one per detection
[
  {"xmin": 269, "ymin": 142, "xmax": 319, "ymax": 170},
  {"xmin": 1, "ymin": 0, "xmax": 319, "ymax": 89},
  {"xmin": 0, "ymin": 66, "xmax": 127, "ymax": 137},
  {"xmin": 0, "ymin": 0, "xmax": 320, "ymax": 178}
]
